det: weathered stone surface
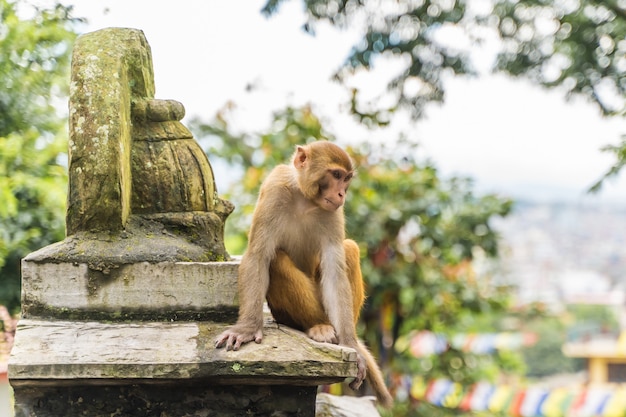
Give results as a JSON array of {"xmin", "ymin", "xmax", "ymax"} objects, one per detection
[
  {"xmin": 14, "ymin": 384, "xmax": 317, "ymax": 417},
  {"xmin": 315, "ymin": 393, "xmax": 381, "ymax": 417},
  {"xmin": 20, "ymin": 258, "xmax": 239, "ymax": 321},
  {"xmin": 26, "ymin": 219, "xmax": 234, "ymax": 265},
  {"xmin": 131, "ymin": 139, "xmax": 218, "ymax": 214},
  {"xmin": 9, "ymin": 320, "xmax": 357, "ymax": 385},
  {"xmin": 67, "ymin": 28, "xmax": 152, "ymax": 235},
  {"xmin": 130, "ymin": 97, "xmax": 222, "ymax": 216},
  {"xmin": 65, "ymin": 27, "xmax": 232, "ymax": 261},
  {"xmin": 27, "ymin": 213, "xmax": 232, "ymax": 267}
]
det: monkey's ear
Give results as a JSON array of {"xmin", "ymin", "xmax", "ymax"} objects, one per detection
[{"xmin": 294, "ymin": 146, "xmax": 307, "ymax": 169}]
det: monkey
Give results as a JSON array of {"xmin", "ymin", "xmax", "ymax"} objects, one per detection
[{"xmin": 215, "ymin": 141, "xmax": 393, "ymax": 407}]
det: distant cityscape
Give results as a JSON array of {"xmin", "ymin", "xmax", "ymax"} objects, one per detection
[{"xmin": 492, "ymin": 200, "xmax": 626, "ymax": 317}]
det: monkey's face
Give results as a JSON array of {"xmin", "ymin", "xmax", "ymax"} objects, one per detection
[
  {"xmin": 292, "ymin": 142, "xmax": 355, "ymax": 210},
  {"xmin": 316, "ymin": 169, "xmax": 353, "ymax": 211}
]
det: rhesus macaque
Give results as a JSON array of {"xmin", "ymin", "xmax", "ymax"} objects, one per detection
[{"xmin": 215, "ymin": 141, "xmax": 393, "ymax": 407}]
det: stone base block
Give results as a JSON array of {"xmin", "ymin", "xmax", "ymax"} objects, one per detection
[
  {"xmin": 14, "ymin": 383, "xmax": 316, "ymax": 417},
  {"xmin": 20, "ymin": 258, "xmax": 240, "ymax": 321}
]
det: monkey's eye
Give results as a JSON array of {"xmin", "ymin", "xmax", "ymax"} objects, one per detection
[{"xmin": 331, "ymin": 170, "xmax": 343, "ymax": 180}]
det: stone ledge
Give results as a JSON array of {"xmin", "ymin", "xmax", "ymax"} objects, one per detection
[{"xmin": 9, "ymin": 319, "xmax": 357, "ymax": 387}]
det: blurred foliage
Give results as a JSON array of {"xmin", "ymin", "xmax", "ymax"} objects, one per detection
[
  {"xmin": 590, "ymin": 134, "xmax": 626, "ymax": 192},
  {"xmin": 566, "ymin": 303, "xmax": 620, "ymax": 330},
  {"xmin": 0, "ymin": 0, "xmax": 79, "ymax": 313},
  {"xmin": 191, "ymin": 105, "xmax": 520, "ymax": 416},
  {"xmin": 261, "ymin": 0, "xmax": 626, "ymax": 187},
  {"xmin": 493, "ymin": 0, "xmax": 625, "ymax": 117},
  {"xmin": 521, "ymin": 314, "xmax": 581, "ymax": 379},
  {"xmin": 263, "ymin": 0, "xmax": 478, "ymax": 124},
  {"xmin": 515, "ymin": 304, "xmax": 619, "ymax": 379},
  {"xmin": 491, "ymin": 0, "xmax": 626, "ymax": 190}
]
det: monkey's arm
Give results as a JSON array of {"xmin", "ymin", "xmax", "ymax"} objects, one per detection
[
  {"xmin": 214, "ymin": 250, "xmax": 270, "ymax": 350},
  {"xmin": 215, "ymin": 186, "xmax": 281, "ymax": 351}
]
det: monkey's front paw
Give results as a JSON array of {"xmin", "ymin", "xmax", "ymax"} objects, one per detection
[
  {"xmin": 215, "ymin": 326, "xmax": 263, "ymax": 351},
  {"xmin": 306, "ymin": 324, "xmax": 338, "ymax": 344}
]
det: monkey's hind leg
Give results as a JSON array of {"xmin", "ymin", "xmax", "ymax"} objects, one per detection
[{"xmin": 267, "ymin": 250, "xmax": 337, "ymax": 343}]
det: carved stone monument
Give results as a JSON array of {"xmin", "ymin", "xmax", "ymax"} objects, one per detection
[{"xmin": 9, "ymin": 28, "xmax": 357, "ymax": 417}]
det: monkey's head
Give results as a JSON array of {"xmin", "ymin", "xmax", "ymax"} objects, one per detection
[{"xmin": 293, "ymin": 141, "xmax": 354, "ymax": 212}]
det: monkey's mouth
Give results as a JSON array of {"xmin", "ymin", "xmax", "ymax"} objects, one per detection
[{"xmin": 324, "ymin": 199, "xmax": 341, "ymax": 210}]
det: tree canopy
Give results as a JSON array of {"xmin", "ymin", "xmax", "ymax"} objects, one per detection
[
  {"xmin": 0, "ymin": 0, "xmax": 79, "ymax": 313},
  {"xmin": 262, "ymin": 0, "xmax": 626, "ymax": 184}
]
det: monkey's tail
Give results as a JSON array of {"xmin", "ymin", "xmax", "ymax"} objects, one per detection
[{"xmin": 356, "ymin": 340, "xmax": 394, "ymax": 408}]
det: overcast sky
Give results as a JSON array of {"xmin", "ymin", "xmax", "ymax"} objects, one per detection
[{"xmin": 68, "ymin": 0, "xmax": 626, "ymax": 206}]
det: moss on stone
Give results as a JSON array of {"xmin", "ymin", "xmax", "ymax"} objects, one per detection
[
  {"xmin": 21, "ymin": 299, "xmax": 238, "ymax": 322},
  {"xmin": 26, "ymin": 215, "xmax": 230, "ymax": 265}
]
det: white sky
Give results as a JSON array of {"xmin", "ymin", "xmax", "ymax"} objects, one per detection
[{"xmin": 67, "ymin": 0, "xmax": 626, "ymax": 206}]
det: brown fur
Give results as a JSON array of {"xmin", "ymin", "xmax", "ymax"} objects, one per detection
[{"xmin": 215, "ymin": 141, "xmax": 393, "ymax": 407}]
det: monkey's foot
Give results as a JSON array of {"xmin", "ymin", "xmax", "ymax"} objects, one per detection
[
  {"xmin": 348, "ymin": 352, "xmax": 366, "ymax": 390},
  {"xmin": 306, "ymin": 324, "xmax": 337, "ymax": 344}
]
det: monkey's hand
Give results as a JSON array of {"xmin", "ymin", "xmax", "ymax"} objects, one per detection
[
  {"xmin": 214, "ymin": 325, "xmax": 263, "ymax": 351},
  {"xmin": 348, "ymin": 352, "xmax": 367, "ymax": 390}
]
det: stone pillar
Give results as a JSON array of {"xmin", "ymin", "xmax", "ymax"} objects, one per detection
[{"xmin": 9, "ymin": 28, "xmax": 357, "ymax": 417}]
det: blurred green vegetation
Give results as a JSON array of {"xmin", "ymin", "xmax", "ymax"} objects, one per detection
[
  {"xmin": 521, "ymin": 304, "xmax": 620, "ymax": 379},
  {"xmin": 521, "ymin": 315, "xmax": 581, "ymax": 379},
  {"xmin": 0, "ymin": 0, "xmax": 79, "ymax": 314}
]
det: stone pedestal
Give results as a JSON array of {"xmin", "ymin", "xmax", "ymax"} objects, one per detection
[{"xmin": 10, "ymin": 253, "xmax": 358, "ymax": 417}]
